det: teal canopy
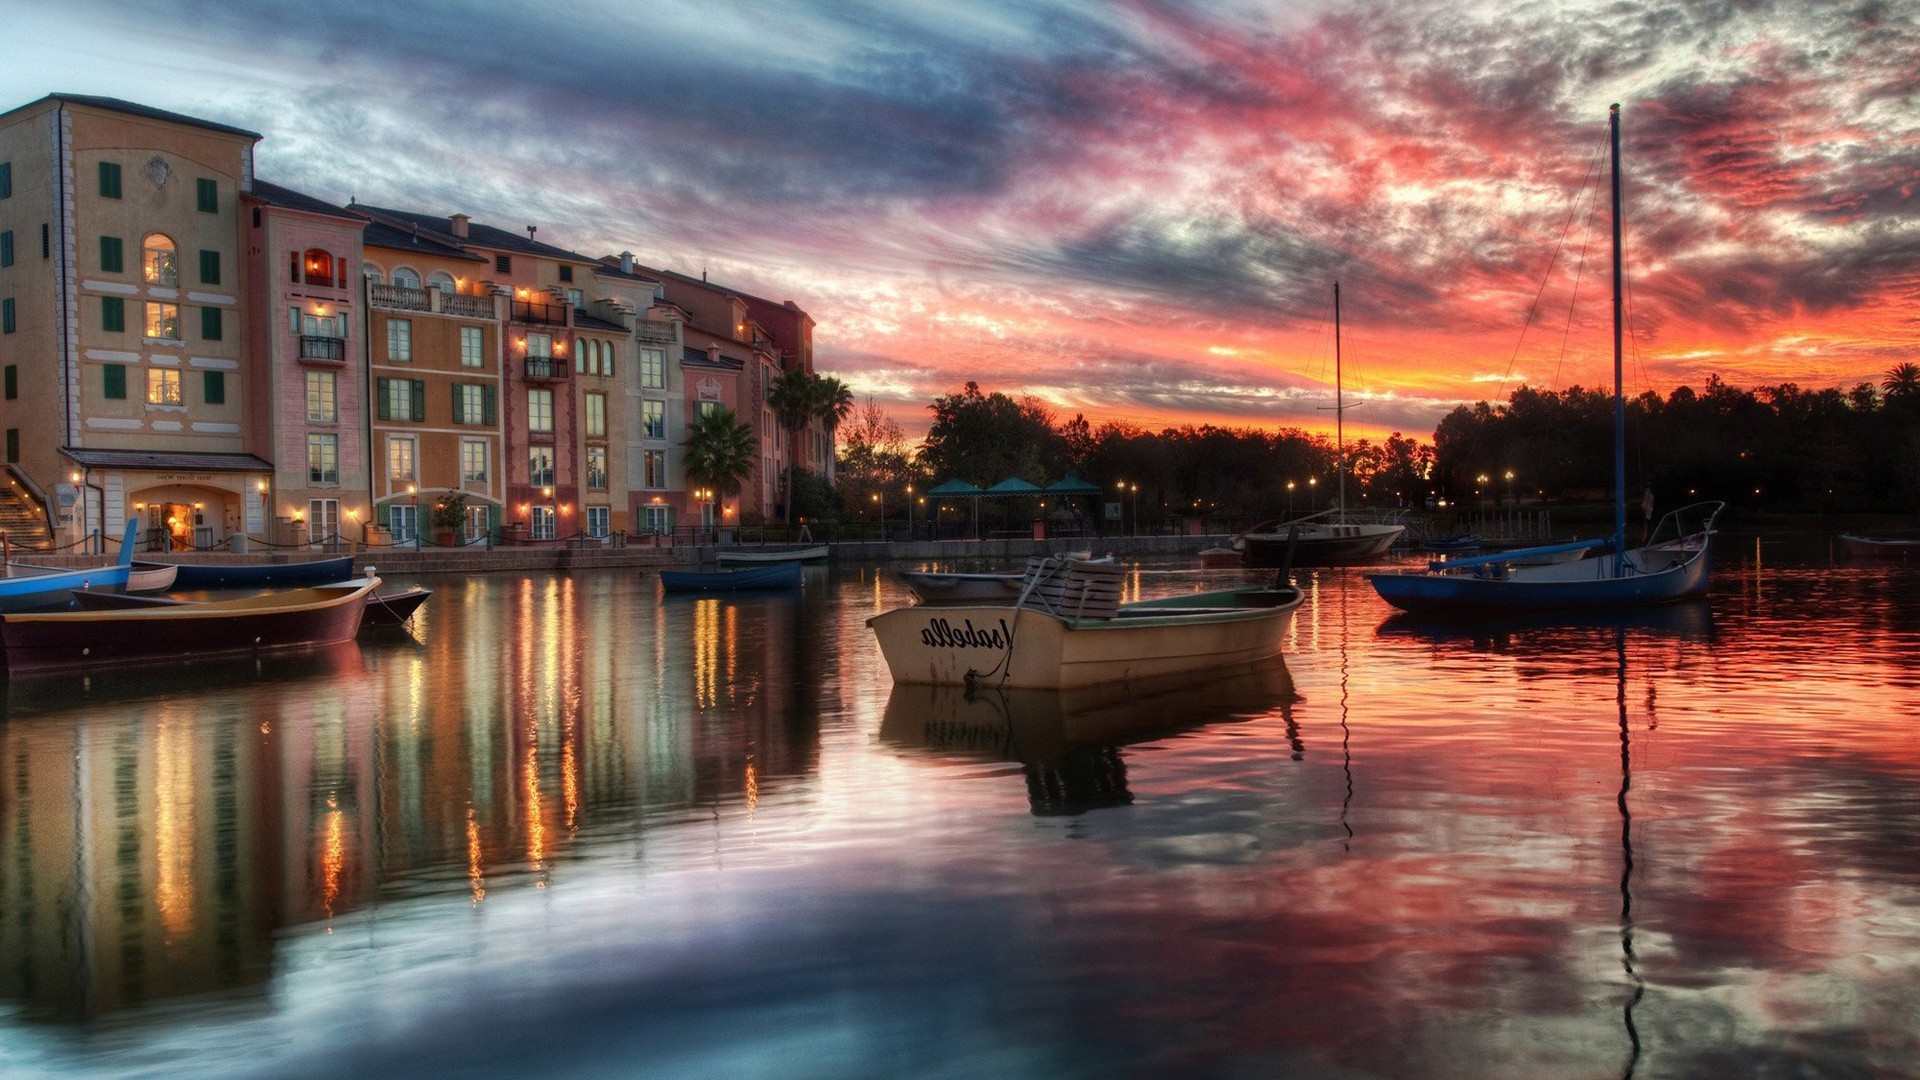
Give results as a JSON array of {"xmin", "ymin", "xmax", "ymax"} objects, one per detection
[
  {"xmin": 1045, "ymin": 476, "xmax": 1104, "ymax": 494},
  {"xmin": 985, "ymin": 477, "xmax": 1043, "ymax": 494}
]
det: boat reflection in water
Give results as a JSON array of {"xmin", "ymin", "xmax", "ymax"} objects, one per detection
[
  {"xmin": 1374, "ymin": 597, "xmax": 1715, "ymax": 652},
  {"xmin": 879, "ymin": 662, "xmax": 1296, "ymax": 815}
]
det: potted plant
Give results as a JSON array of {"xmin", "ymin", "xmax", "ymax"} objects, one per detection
[{"xmin": 430, "ymin": 492, "xmax": 468, "ymax": 547}]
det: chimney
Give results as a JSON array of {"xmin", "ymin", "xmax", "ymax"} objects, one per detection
[
  {"xmin": 619, "ymin": 250, "xmax": 634, "ymax": 274},
  {"xmin": 449, "ymin": 214, "xmax": 470, "ymax": 238}
]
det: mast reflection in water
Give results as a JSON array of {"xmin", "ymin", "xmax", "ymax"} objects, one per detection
[{"xmin": 0, "ymin": 547, "xmax": 1918, "ymax": 1080}]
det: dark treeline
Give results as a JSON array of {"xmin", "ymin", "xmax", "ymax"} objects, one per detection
[{"xmin": 1435, "ymin": 369, "xmax": 1920, "ymax": 513}]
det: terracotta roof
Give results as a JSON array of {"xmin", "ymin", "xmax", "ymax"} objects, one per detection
[
  {"xmin": 61, "ymin": 449, "xmax": 274, "ymax": 473},
  {"xmin": 250, "ymin": 179, "xmax": 365, "ymax": 223},
  {"xmin": 15, "ymin": 94, "xmax": 262, "ymax": 140},
  {"xmin": 350, "ymin": 204, "xmax": 598, "ymax": 264}
]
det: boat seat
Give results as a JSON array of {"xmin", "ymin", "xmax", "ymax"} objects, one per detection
[{"xmin": 1017, "ymin": 558, "xmax": 1123, "ymax": 619}]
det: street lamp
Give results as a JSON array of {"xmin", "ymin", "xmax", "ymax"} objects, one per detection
[
  {"xmin": 905, "ymin": 482, "xmax": 914, "ymax": 540},
  {"xmin": 1129, "ymin": 482, "xmax": 1139, "ymax": 536},
  {"xmin": 409, "ymin": 483, "xmax": 418, "ymax": 548},
  {"xmin": 1504, "ymin": 470, "xmax": 1514, "ymax": 506},
  {"xmin": 543, "ymin": 485, "xmax": 554, "ymax": 541},
  {"xmin": 1476, "ymin": 473, "xmax": 1489, "ymax": 508},
  {"xmin": 1286, "ymin": 479, "xmax": 1296, "ymax": 517},
  {"xmin": 871, "ymin": 490, "xmax": 884, "ymax": 537},
  {"xmin": 1307, "ymin": 476, "xmax": 1317, "ymax": 512}
]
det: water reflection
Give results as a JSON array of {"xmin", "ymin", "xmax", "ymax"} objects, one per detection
[{"xmin": 880, "ymin": 663, "xmax": 1296, "ymax": 815}]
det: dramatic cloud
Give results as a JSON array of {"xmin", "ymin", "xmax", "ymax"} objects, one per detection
[{"xmin": 11, "ymin": 0, "xmax": 1916, "ymax": 440}]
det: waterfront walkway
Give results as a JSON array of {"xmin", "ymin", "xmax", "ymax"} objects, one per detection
[{"xmin": 27, "ymin": 533, "xmax": 1232, "ymax": 576}]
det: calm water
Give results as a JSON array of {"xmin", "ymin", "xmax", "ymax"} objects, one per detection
[{"xmin": 3, "ymin": 535, "xmax": 1919, "ymax": 1079}]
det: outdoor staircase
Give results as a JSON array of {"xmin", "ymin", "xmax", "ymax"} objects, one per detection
[{"xmin": 0, "ymin": 478, "xmax": 52, "ymax": 552}]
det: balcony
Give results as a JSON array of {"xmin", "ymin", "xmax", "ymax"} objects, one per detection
[
  {"xmin": 636, "ymin": 318, "xmax": 678, "ymax": 344},
  {"xmin": 442, "ymin": 293, "xmax": 495, "ymax": 319},
  {"xmin": 298, "ymin": 335, "xmax": 347, "ymax": 364},
  {"xmin": 369, "ymin": 283, "xmax": 431, "ymax": 311},
  {"xmin": 512, "ymin": 299, "xmax": 568, "ymax": 326},
  {"xmin": 524, "ymin": 356, "xmax": 567, "ymax": 382}
]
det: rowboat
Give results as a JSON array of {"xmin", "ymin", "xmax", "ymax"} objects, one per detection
[
  {"xmin": 0, "ymin": 519, "xmax": 138, "ymax": 612},
  {"xmin": 1239, "ymin": 515, "xmax": 1406, "ymax": 567},
  {"xmin": 868, "ymin": 558, "xmax": 1303, "ymax": 690},
  {"xmin": 660, "ymin": 561, "xmax": 802, "ymax": 592},
  {"xmin": 0, "ymin": 575, "xmax": 380, "ymax": 671},
  {"xmin": 898, "ymin": 553, "xmax": 1104, "ymax": 605},
  {"xmin": 127, "ymin": 561, "xmax": 179, "ymax": 593},
  {"xmin": 73, "ymin": 574, "xmax": 428, "ymax": 630},
  {"xmin": 361, "ymin": 586, "xmax": 431, "ymax": 627},
  {"xmin": 1839, "ymin": 534, "xmax": 1920, "ymax": 559},
  {"xmin": 155, "ymin": 554, "xmax": 357, "ymax": 589},
  {"xmin": 714, "ymin": 545, "xmax": 828, "ymax": 566}
]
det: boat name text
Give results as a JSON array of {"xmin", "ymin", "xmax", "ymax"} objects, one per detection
[{"xmin": 919, "ymin": 616, "xmax": 1012, "ymax": 650}]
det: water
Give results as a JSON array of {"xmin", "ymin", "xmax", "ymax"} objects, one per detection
[{"xmin": 3, "ymin": 537, "xmax": 1919, "ymax": 1078}]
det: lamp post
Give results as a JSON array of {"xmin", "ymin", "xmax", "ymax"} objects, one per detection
[
  {"xmin": 1129, "ymin": 482, "xmax": 1139, "ymax": 536},
  {"xmin": 871, "ymin": 490, "xmax": 884, "ymax": 539},
  {"xmin": 543, "ymin": 485, "xmax": 554, "ymax": 542},
  {"xmin": 1476, "ymin": 473, "xmax": 1489, "ymax": 509},
  {"xmin": 409, "ymin": 483, "xmax": 419, "ymax": 548},
  {"xmin": 1504, "ymin": 470, "xmax": 1515, "ymax": 506},
  {"xmin": 1307, "ymin": 476, "xmax": 1317, "ymax": 512},
  {"xmin": 1286, "ymin": 479, "xmax": 1296, "ymax": 518},
  {"xmin": 905, "ymin": 482, "xmax": 914, "ymax": 540}
]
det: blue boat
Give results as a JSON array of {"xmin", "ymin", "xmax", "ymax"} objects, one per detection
[
  {"xmin": 659, "ymin": 561, "xmax": 803, "ymax": 593},
  {"xmin": 1, "ymin": 520, "xmax": 138, "ymax": 612},
  {"xmin": 159, "ymin": 554, "xmax": 357, "ymax": 589},
  {"xmin": 1368, "ymin": 106, "xmax": 1724, "ymax": 616}
]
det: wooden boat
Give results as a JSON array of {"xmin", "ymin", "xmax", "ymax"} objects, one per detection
[
  {"xmin": 660, "ymin": 561, "xmax": 803, "ymax": 592},
  {"xmin": 0, "ymin": 574, "xmax": 380, "ymax": 671},
  {"xmin": 868, "ymin": 558, "xmax": 1303, "ymax": 690},
  {"xmin": 126, "ymin": 561, "xmax": 179, "ymax": 593},
  {"xmin": 714, "ymin": 545, "xmax": 829, "ymax": 566},
  {"xmin": 1242, "ymin": 282, "xmax": 1407, "ymax": 567},
  {"xmin": 0, "ymin": 519, "xmax": 138, "ymax": 612},
  {"xmin": 361, "ymin": 586, "xmax": 431, "ymax": 627},
  {"xmin": 898, "ymin": 553, "xmax": 1105, "ymax": 605},
  {"xmin": 157, "ymin": 554, "xmax": 356, "ymax": 589},
  {"xmin": 1839, "ymin": 534, "xmax": 1920, "ymax": 559},
  {"xmin": 1369, "ymin": 108, "xmax": 1723, "ymax": 615},
  {"xmin": 1198, "ymin": 547, "xmax": 1242, "ymax": 568}
]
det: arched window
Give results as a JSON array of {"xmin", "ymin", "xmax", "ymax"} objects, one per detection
[
  {"xmin": 427, "ymin": 271, "xmax": 456, "ymax": 294},
  {"xmin": 362, "ymin": 262, "xmax": 383, "ymax": 284},
  {"xmin": 143, "ymin": 234, "xmax": 176, "ymax": 286},
  {"xmin": 392, "ymin": 266, "xmax": 421, "ymax": 290},
  {"xmin": 302, "ymin": 248, "xmax": 335, "ymax": 287}
]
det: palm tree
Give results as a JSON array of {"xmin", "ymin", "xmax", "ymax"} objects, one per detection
[
  {"xmin": 767, "ymin": 369, "xmax": 822, "ymax": 522},
  {"xmin": 1881, "ymin": 362, "xmax": 1920, "ymax": 404},
  {"xmin": 682, "ymin": 407, "xmax": 756, "ymax": 525},
  {"xmin": 815, "ymin": 375, "xmax": 855, "ymax": 479}
]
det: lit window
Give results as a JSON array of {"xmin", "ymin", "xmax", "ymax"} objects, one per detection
[
  {"xmin": 460, "ymin": 326, "xmax": 483, "ymax": 367},
  {"xmin": 387, "ymin": 436, "xmax": 416, "ymax": 481},
  {"xmin": 530, "ymin": 505, "xmax": 555, "ymax": 541},
  {"xmin": 143, "ymin": 234, "xmax": 176, "ymax": 285},
  {"xmin": 526, "ymin": 332, "xmax": 553, "ymax": 358},
  {"xmin": 529, "ymin": 446, "xmax": 554, "ymax": 487},
  {"xmin": 528, "ymin": 389, "xmax": 553, "ymax": 433},
  {"xmin": 392, "ymin": 266, "xmax": 421, "ymax": 289},
  {"xmin": 144, "ymin": 302, "xmax": 180, "ymax": 340},
  {"xmin": 586, "ymin": 506, "xmax": 609, "ymax": 537},
  {"xmin": 644, "ymin": 449, "xmax": 666, "ymax": 489},
  {"xmin": 146, "ymin": 367, "xmax": 181, "ymax": 406},
  {"xmin": 641, "ymin": 347, "xmax": 664, "ymax": 389},
  {"xmin": 456, "ymin": 383, "xmax": 488, "ymax": 424},
  {"xmin": 643, "ymin": 399, "xmax": 665, "ymax": 439}
]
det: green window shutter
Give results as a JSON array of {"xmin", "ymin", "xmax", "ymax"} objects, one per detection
[
  {"xmin": 101, "ymin": 296, "xmax": 123, "ymax": 332},
  {"xmin": 1, "ymin": 230, "xmax": 12, "ymax": 267},
  {"xmin": 100, "ymin": 236, "xmax": 122, "ymax": 273},
  {"xmin": 199, "ymin": 249, "xmax": 220, "ymax": 284},
  {"xmin": 4, "ymin": 365, "xmax": 15, "ymax": 399},
  {"xmin": 375, "ymin": 377, "xmax": 391, "ymax": 421},
  {"xmin": 4, "ymin": 429, "xmax": 15, "ymax": 465},
  {"xmin": 2, "ymin": 298, "xmax": 13, "ymax": 334},
  {"xmin": 103, "ymin": 364, "xmax": 125, "ymax": 399},
  {"xmin": 196, "ymin": 178, "xmax": 217, "ymax": 213},
  {"xmin": 0, "ymin": 162, "xmax": 11, "ymax": 199},
  {"xmin": 203, "ymin": 370, "xmax": 225, "ymax": 405},
  {"xmin": 200, "ymin": 306, "xmax": 222, "ymax": 341},
  {"xmin": 410, "ymin": 380, "xmax": 426, "ymax": 422},
  {"xmin": 451, "ymin": 384, "xmax": 465, "ymax": 424},
  {"xmin": 98, "ymin": 162, "xmax": 121, "ymax": 198},
  {"xmin": 482, "ymin": 384, "xmax": 496, "ymax": 425}
]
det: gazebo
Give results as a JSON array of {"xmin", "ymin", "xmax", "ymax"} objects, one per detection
[{"xmin": 923, "ymin": 476, "xmax": 1101, "ymax": 539}]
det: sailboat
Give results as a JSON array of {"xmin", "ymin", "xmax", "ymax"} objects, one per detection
[
  {"xmin": 1367, "ymin": 104, "xmax": 1725, "ymax": 613},
  {"xmin": 1238, "ymin": 282, "xmax": 1407, "ymax": 567}
]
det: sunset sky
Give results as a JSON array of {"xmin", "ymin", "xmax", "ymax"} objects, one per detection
[{"xmin": 9, "ymin": 1, "xmax": 1917, "ymax": 442}]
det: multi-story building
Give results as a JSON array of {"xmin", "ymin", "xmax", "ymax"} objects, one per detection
[
  {"xmin": 353, "ymin": 210, "xmax": 503, "ymax": 544},
  {"xmin": 245, "ymin": 180, "xmax": 372, "ymax": 545},
  {"xmin": 0, "ymin": 94, "xmax": 264, "ymax": 551},
  {"xmin": 594, "ymin": 255, "xmax": 691, "ymax": 535}
]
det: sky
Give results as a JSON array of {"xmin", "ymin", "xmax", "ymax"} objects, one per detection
[{"xmin": 7, "ymin": 0, "xmax": 1918, "ymax": 442}]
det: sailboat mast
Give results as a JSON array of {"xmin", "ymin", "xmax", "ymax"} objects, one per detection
[
  {"xmin": 1334, "ymin": 280, "xmax": 1345, "ymax": 521},
  {"xmin": 1610, "ymin": 103, "xmax": 1626, "ymax": 558}
]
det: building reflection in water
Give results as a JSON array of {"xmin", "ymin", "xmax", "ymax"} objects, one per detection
[{"xmin": 0, "ymin": 573, "xmax": 817, "ymax": 1021}]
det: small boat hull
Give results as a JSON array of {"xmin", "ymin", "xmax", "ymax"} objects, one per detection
[
  {"xmin": 1840, "ymin": 534, "xmax": 1920, "ymax": 559},
  {"xmin": 126, "ymin": 561, "xmax": 179, "ymax": 593},
  {"xmin": 898, "ymin": 570, "xmax": 1023, "ymax": 604},
  {"xmin": 1241, "ymin": 522, "xmax": 1405, "ymax": 567},
  {"xmin": 714, "ymin": 545, "xmax": 828, "ymax": 565},
  {"xmin": 0, "ymin": 578, "xmax": 379, "ymax": 671},
  {"xmin": 867, "ymin": 586, "xmax": 1302, "ymax": 690},
  {"xmin": 1368, "ymin": 545, "xmax": 1709, "ymax": 613},
  {"xmin": 660, "ymin": 561, "xmax": 802, "ymax": 592},
  {"xmin": 159, "ymin": 555, "xmax": 357, "ymax": 589},
  {"xmin": 361, "ymin": 587, "xmax": 431, "ymax": 626}
]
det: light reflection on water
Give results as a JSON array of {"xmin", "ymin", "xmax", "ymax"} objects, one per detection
[{"xmin": 1, "ymin": 547, "xmax": 1918, "ymax": 1078}]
